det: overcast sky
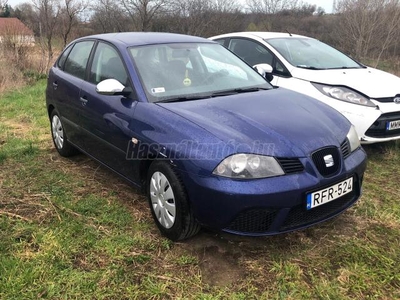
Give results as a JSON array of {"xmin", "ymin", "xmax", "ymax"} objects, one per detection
[
  {"xmin": 308, "ymin": 0, "xmax": 334, "ymax": 12},
  {"xmin": 7, "ymin": 0, "xmax": 334, "ymax": 14}
]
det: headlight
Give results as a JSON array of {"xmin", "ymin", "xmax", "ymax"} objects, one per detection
[
  {"xmin": 312, "ymin": 83, "xmax": 376, "ymax": 107},
  {"xmin": 347, "ymin": 125, "xmax": 360, "ymax": 152},
  {"xmin": 213, "ymin": 154, "xmax": 284, "ymax": 179}
]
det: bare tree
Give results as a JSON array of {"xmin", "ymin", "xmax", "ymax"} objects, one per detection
[
  {"xmin": 169, "ymin": 0, "xmax": 214, "ymax": 35},
  {"xmin": 336, "ymin": 0, "xmax": 400, "ymax": 64},
  {"xmin": 91, "ymin": 0, "xmax": 129, "ymax": 33},
  {"xmin": 210, "ymin": 0, "xmax": 243, "ymax": 35},
  {"xmin": 246, "ymin": 0, "xmax": 300, "ymax": 14},
  {"xmin": 59, "ymin": 0, "xmax": 88, "ymax": 48},
  {"xmin": 120, "ymin": 0, "xmax": 169, "ymax": 31},
  {"xmin": 167, "ymin": 0, "xmax": 242, "ymax": 36},
  {"xmin": 373, "ymin": 1, "xmax": 400, "ymax": 65},
  {"xmin": 32, "ymin": 0, "xmax": 61, "ymax": 71}
]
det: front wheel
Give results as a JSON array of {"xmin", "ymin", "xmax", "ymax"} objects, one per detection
[
  {"xmin": 50, "ymin": 110, "xmax": 78, "ymax": 157},
  {"xmin": 147, "ymin": 161, "xmax": 200, "ymax": 241}
]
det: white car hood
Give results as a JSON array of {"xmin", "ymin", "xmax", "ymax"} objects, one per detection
[{"xmin": 290, "ymin": 67, "xmax": 400, "ymax": 99}]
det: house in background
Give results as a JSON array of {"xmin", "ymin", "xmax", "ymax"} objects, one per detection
[{"xmin": 0, "ymin": 18, "xmax": 35, "ymax": 46}]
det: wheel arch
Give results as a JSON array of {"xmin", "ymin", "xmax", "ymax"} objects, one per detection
[{"xmin": 48, "ymin": 104, "xmax": 55, "ymax": 118}]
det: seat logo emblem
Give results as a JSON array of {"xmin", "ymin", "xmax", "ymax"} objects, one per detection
[
  {"xmin": 394, "ymin": 97, "xmax": 400, "ymax": 104},
  {"xmin": 324, "ymin": 154, "xmax": 334, "ymax": 168}
]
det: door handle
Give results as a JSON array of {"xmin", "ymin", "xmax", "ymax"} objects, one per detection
[{"xmin": 80, "ymin": 96, "xmax": 88, "ymax": 106}]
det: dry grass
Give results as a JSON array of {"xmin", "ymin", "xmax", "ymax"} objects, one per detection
[
  {"xmin": 1, "ymin": 80, "xmax": 400, "ymax": 299},
  {"xmin": 0, "ymin": 51, "xmax": 25, "ymax": 93},
  {"xmin": 0, "ymin": 43, "xmax": 58, "ymax": 93}
]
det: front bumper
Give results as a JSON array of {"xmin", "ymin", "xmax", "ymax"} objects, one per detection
[
  {"xmin": 361, "ymin": 111, "xmax": 400, "ymax": 143},
  {"xmin": 179, "ymin": 147, "xmax": 367, "ymax": 236},
  {"xmin": 338, "ymin": 101, "xmax": 400, "ymax": 144}
]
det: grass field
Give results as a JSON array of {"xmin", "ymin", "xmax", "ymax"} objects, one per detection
[{"xmin": 0, "ymin": 81, "xmax": 399, "ymax": 299}]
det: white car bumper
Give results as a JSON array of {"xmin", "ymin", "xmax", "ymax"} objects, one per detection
[{"xmin": 338, "ymin": 100, "xmax": 400, "ymax": 144}]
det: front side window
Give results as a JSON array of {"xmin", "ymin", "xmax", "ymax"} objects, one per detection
[
  {"xmin": 266, "ymin": 38, "xmax": 363, "ymax": 70},
  {"xmin": 89, "ymin": 42, "xmax": 129, "ymax": 86},
  {"xmin": 64, "ymin": 41, "xmax": 95, "ymax": 79},
  {"xmin": 228, "ymin": 38, "xmax": 273, "ymax": 66},
  {"xmin": 130, "ymin": 43, "xmax": 271, "ymax": 103}
]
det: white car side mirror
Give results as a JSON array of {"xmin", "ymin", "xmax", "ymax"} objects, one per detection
[
  {"xmin": 253, "ymin": 63, "xmax": 274, "ymax": 82},
  {"xmin": 96, "ymin": 79, "xmax": 130, "ymax": 96}
]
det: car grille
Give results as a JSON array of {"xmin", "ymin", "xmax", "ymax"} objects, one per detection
[
  {"xmin": 373, "ymin": 95, "xmax": 400, "ymax": 103},
  {"xmin": 311, "ymin": 147, "xmax": 341, "ymax": 177},
  {"xmin": 340, "ymin": 139, "xmax": 351, "ymax": 159},
  {"xmin": 226, "ymin": 209, "xmax": 278, "ymax": 233},
  {"xmin": 225, "ymin": 176, "xmax": 362, "ymax": 235},
  {"xmin": 280, "ymin": 188, "xmax": 358, "ymax": 231},
  {"xmin": 365, "ymin": 112, "xmax": 400, "ymax": 138},
  {"xmin": 276, "ymin": 158, "xmax": 304, "ymax": 174}
]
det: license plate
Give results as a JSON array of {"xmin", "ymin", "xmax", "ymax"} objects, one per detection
[
  {"xmin": 387, "ymin": 120, "xmax": 400, "ymax": 130},
  {"xmin": 306, "ymin": 177, "xmax": 353, "ymax": 210}
]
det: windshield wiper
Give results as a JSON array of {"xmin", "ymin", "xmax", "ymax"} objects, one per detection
[
  {"xmin": 211, "ymin": 87, "xmax": 270, "ymax": 97},
  {"xmin": 296, "ymin": 65, "xmax": 324, "ymax": 70},
  {"xmin": 326, "ymin": 66, "xmax": 364, "ymax": 70},
  {"xmin": 156, "ymin": 95, "xmax": 211, "ymax": 103}
]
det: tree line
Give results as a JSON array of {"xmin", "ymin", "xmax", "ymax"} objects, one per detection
[{"xmin": 2, "ymin": 0, "xmax": 400, "ymax": 69}]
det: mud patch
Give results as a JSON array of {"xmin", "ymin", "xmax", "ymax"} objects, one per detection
[
  {"xmin": 180, "ymin": 233, "xmax": 243, "ymax": 287},
  {"xmin": 197, "ymin": 245, "xmax": 241, "ymax": 286}
]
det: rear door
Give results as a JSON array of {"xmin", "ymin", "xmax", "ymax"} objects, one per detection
[{"xmin": 49, "ymin": 40, "xmax": 95, "ymax": 148}]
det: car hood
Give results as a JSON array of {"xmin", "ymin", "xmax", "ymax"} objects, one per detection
[
  {"xmin": 290, "ymin": 67, "xmax": 400, "ymax": 98},
  {"xmin": 158, "ymin": 88, "xmax": 349, "ymax": 158}
]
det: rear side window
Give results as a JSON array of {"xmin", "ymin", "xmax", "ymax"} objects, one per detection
[
  {"xmin": 57, "ymin": 44, "xmax": 73, "ymax": 69},
  {"xmin": 64, "ymin": 41, "xmax": 95, "ymax": 79}
]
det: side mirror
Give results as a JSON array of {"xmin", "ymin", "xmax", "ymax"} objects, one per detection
[
  {"xmin": 96, "ymin": 79, "xmax": 131, "ymax": 96},
  {"xmin": 253, "ymin": 63, "xmax": 274, "ymax": 82}
]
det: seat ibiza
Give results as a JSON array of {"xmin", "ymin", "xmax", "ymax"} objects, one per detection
[{"xmin": 46, "ymin": 32, "xmax": 367, "ymax": 240}]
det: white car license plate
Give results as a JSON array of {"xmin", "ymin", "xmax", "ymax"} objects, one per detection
[
  {"xmin": 306, "ymin": 177, "xmax": 353, "ymax": 210},
  {"xmin": 387, "ymin": 120, "xmax": 400, "ymax": 130}
]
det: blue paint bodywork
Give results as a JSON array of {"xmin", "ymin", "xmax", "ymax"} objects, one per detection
[{"xmin": 46, "ymin": 32, "xmax": 367, "ymax": 236}]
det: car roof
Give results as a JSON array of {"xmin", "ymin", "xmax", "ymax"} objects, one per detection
[
  {"xmin": 76, "ymin": 32, "xmax": 213, "ymax": 47},
  {"xmin": 211, "ymin": 31, "xmax": 310, "ymax": 40}
]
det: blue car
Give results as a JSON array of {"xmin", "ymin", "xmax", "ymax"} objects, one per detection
[{"xmin": 46, "ymin": 32, "xmax": 367, "ymax": 241}]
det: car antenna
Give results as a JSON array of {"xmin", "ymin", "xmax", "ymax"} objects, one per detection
[{"xmin": 286, "ymin": 30, "xmax": 292, "ymax": 37}]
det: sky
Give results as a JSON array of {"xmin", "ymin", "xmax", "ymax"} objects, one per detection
[
  {"xmin": 308, "ymin": 0, "xmax": 334, "ymax": 13},
  {"xmin": 6, "ymin": 0, "xmax": 334, "ymax": 14}
]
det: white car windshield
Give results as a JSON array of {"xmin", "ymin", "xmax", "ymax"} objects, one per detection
[
  {"xmin": 266, "ymin": 38, "xmax": 363, "ymax": 70},
  {"xmin": 129, "ymin": 43, "xmax": 271, "ymax": 103}
]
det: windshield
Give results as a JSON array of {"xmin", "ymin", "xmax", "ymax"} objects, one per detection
[
  {"xmin": 129, "ymin": 43, "xmax": 271, "ymax": 103},
  {"xmin": 266, "ymin": 38, "xmax": 363, "ymax": 70}
]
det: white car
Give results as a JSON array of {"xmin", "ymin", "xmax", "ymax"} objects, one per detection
[{"xmin": 209, "ymin": 32, "xmax": 400, "ymax": 144}]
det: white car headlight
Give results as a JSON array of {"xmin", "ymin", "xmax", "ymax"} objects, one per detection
[
  {"xmin": 312, "ymin": 83, "xmax": 376, "ymax": 107},
  {"xmin": 213, "ymin": 154, "xmax": 284, "ymax": 179},
  {"xmin": 347, "ymin": 125, "xmax": 360, "ymax": 152}
]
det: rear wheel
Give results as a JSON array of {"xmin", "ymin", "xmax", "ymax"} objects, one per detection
[
  {"xmin": 50, "ymin": 110, "xmax": 78, "ymax": 157},
  {"xmin": 147, "ymin": 161, "xmax": 200, "ymax": 241}
]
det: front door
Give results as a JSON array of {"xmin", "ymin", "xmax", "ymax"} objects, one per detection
[{"xmin": 79, "ymin": 42, "xmax": 141, "ymax": 182}]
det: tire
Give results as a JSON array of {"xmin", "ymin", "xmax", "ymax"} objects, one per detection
[
  {"xmin": 50, "ymin": 110, "xmax": 78, "ymax": 157},
  {"xmin": 147, "ymin": 161, "xmax": 200, "ymax": 241}
]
